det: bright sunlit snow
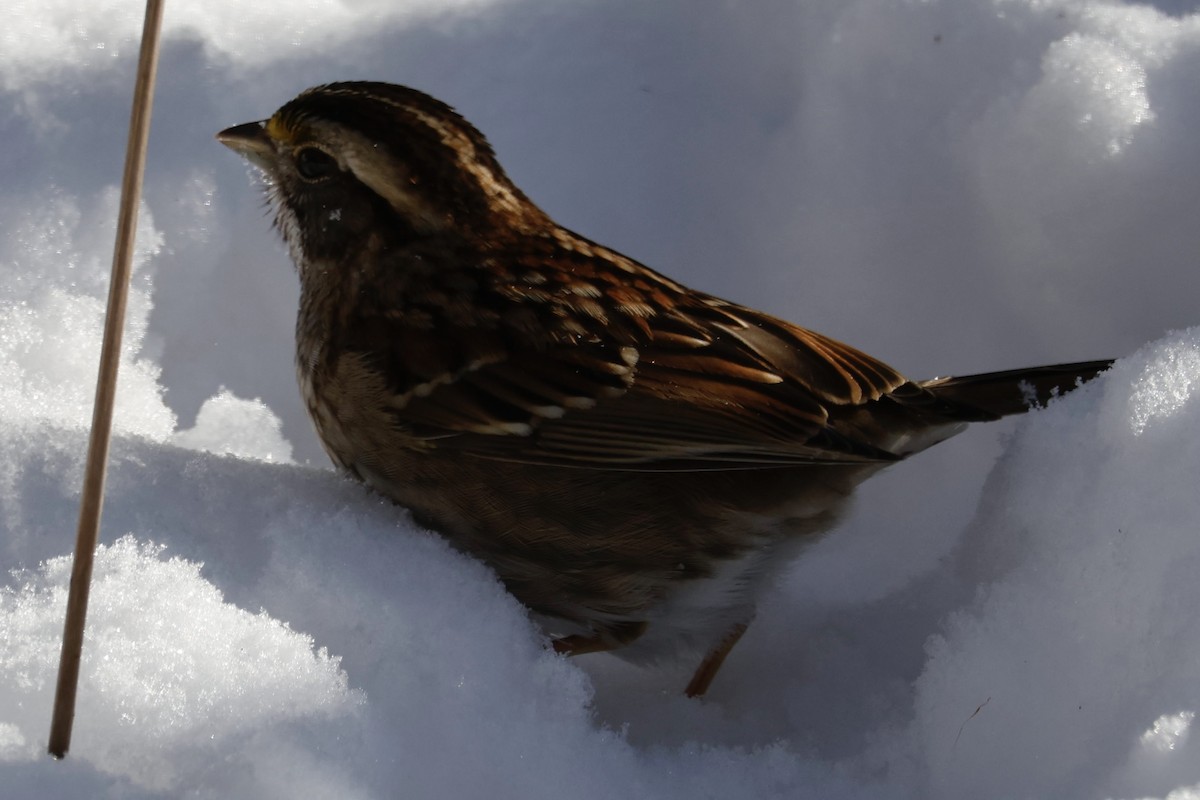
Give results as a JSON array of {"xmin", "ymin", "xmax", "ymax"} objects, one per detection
[{"xmin": 2, "ymin": 1, "xmax": 1199, "ymax": 798}]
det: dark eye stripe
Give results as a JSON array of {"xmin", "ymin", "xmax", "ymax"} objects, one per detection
[{"xmin": 295, "ymin": 146, "xmax": 339, "ymax": 181}]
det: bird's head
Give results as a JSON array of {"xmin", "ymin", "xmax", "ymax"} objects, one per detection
[{"xmin": 217, "ymin": 81, "xmax": 544, "ymax": 264}]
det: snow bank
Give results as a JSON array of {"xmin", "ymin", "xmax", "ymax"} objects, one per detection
[{"xmin": 1, "ymin": 0, "xmax": 1198, "ymax": 797}]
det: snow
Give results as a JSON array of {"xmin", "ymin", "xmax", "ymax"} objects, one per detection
[{"xmin": 2, "ymin": 0, "xmax": 1199, "ymax": 797}]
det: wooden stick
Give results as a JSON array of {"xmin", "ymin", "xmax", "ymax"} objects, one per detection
[{"xmin": 48, "ymin": 0, "xmax": 166, "ymax": 759}]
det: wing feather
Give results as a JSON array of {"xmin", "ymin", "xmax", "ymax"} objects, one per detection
[{"xmin": 357, "ymin": 239, "xmax": 914, "ymax": 470}]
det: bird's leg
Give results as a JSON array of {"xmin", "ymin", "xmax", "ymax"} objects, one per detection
[
  {"xmin": 684, "ymin": 621, "xmax": 749, "ymax": 698},
  {"xmin": 552, "ymin": 634, "xmax": 613, "ymax": 657},
  {"xmin": 552, "ymin": 620, "xmax": 648, "ymax": 657}
]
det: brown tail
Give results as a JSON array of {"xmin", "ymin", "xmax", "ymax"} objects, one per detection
[{"xmin": 917, "ymin": 359, "xmax": 1113, "ymax": 420}]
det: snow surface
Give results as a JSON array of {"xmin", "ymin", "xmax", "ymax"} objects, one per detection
[{"xmin": 2, "ymin": 0, "xmax": 1200, "ymax": 797}]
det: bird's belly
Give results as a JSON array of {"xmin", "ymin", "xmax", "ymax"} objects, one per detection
[
  {"xmin": 296, "ymin": 353, "xmax": 887, "ymax": 664},
  {"xmin": 599, "ymin": 536, "xmax": 799, "ymax": 665}
]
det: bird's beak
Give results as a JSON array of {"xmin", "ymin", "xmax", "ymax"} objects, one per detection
[{"xmin": 216, "ymin": 121, "xmax": 275, "ymax": 171}]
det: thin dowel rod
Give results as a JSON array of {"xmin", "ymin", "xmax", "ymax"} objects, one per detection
[{"xmin": 48, "ymin": 0, "xmax": 166, "ymax": 759}]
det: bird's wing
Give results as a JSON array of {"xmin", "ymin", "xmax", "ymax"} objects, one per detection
[
  {"xmin": 356, "ymin": 243, "xmax": 916, "ymax": 471},
  {"xmin": 491, "ymin": 301, "xmax": 912, "ymax": 469}
]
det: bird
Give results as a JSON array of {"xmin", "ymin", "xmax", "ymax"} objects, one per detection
[{"xmin": 217, "ymin": 81, "xmax": 1111, "ymax": 697}]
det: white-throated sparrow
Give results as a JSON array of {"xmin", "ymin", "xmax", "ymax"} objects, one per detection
[{"xmin": 218, "ymin": 82, "xmax": 1110, "ymax": 697}]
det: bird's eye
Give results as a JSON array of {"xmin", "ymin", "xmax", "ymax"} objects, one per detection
[{"xmin": 295, "ymin": 147, "xmax": 339, "ymax": 181}]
